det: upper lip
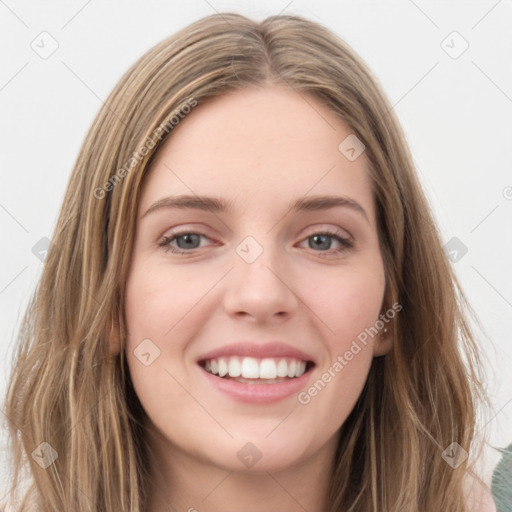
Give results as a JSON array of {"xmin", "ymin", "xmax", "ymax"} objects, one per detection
[{"xmin": 197, "ymin": 342, "xmax": 316, "ymax": 364}]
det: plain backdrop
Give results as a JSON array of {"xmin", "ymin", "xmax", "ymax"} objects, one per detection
[{"xmin": 1, "ymin": 0, "xmax": 511, "ymax": 494}]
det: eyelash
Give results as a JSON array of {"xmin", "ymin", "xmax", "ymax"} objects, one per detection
[{"xmin": 158, "ymin": 229, "xmax": 353, "ymax": 256}]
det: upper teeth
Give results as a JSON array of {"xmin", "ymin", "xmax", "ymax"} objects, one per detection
[{"xmin": 203, "ymin": 357, "xmax": 307, "ymax": 379}]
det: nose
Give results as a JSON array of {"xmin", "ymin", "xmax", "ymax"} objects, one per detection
[{"xmin": 222, "ymin": 239, "xmax": 299, "ymax": 324}]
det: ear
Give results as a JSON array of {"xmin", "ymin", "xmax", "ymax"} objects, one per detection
[
  {"xmin": 372, "ymin": 320, "xmax": 394, "ymax": 357},
  {"xmin": 373, "ymin": 284, "xmax": 397, "ymax": 357},
  {"xmin": 109, "ymin": 315, "xmax": 122, "ymax": 356}
]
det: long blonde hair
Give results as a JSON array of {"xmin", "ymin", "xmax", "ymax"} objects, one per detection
[{"xmin": 3, "ymin": 12, "xmax": 490, "ymax": 511}]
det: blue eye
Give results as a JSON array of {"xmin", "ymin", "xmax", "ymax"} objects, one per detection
[
  {"xmin": 303, "ymin": 231, "xmax": 353, "ymax": 253},
  {"xmin": 158, "ymin": 230, "xmax": 353, "ymax": 255},
  {"xmin": 159, "ymin": 232, "xmax": 210, "ymax": 253}
]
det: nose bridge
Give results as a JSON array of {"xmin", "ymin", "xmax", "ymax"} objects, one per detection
[
  {"xmin": 235, "ymin": 234, "xmax": 268, "ymax": 266},
  {"xmin": 223, "ymin": 232, "xmax": 298, "ymax": 320},
  {"xmin": 236, "ymin": 232, "xmax": 285, "ymax": 283}
]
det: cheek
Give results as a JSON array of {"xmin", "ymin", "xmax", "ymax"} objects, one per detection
[
  {"xmin": 301, "ymin": 261, "xmax": 386, "ymax": 344},
  {"xmin": 295, "ymin": 260, "xmax": 385, "ymax": 415},
  {"xmin": 124, "ymin": 261, "xmax": 210, "ymax": 346},
  {"xmin": 123, "ymin": 263, "xmax": 197, "ymax": 395},
  {"xmin": 123, "ymin": 262, "xmax": 202, "ymax": 422}
]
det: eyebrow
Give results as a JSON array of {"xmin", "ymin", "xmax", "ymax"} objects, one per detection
[{"xmin": 142, "ymin": 194, "xmax": 369, "ymax": 223}]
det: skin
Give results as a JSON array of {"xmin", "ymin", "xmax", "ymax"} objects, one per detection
[{"xmin": 116, "ymin": 85, "xmax": 393, "ymax": 512}]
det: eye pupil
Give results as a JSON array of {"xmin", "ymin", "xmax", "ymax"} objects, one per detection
[
  {"xmin": 310, "ymin": 234, "xmax": 331, "ymax": 251},
  {"xmin": 177, "ymin": 234, "xmax": 200, "ymax": 249}
]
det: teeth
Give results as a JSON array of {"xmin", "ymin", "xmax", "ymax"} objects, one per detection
[
  {"xmin": 228, "ymin": 357, "xmax": 241, "ymax": 377},
  {"xmin": 287, "ymin": 360, "xmax": 297, "ymax": 378},
  {"xmin": 260, "ymin": 358, "xmax": 277, "ymax": 379},
  {"xmin": 276, "ymin": 359, "xmax": 288, "ymax": 378},
  {"xmin": 241, "ymin": 357, "xmax": 259, "ymax": 378},
  {"xmin": 218, "ymin": 358, "xmax": 228, "ymax": 377},
  {"xmin": 202, "ymin": 356, "xmax": 310, "ymax": 380}
]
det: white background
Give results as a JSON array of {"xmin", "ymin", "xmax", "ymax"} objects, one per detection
[{"xmin": 1, "ymin": 0, "xmax": 511, "ymax": 494}]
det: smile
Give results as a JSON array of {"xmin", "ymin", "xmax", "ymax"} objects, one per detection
[
  {"xmin": 196, "ymin": 341, "xmax": 316, "ymax": 402},
  {"xmin": 200, "ymin": 356, "xmax": 312, "ymax": 382},
  {"xmin": 198, "ymin": 355, "xmax": 315, "ymax": 403}
]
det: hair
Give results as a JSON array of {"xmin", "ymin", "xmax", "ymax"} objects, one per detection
[{"xmin": 2, "ymin": 12, "xmax": 493, "ymax": 512}]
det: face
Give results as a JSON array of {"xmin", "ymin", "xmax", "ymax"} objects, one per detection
[{"xmin": 121, "ymin": 86, "xmax": 391, "ymax": 474}]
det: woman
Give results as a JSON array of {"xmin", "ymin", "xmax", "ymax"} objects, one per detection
[{"xmin": 2, "ymin": 12, "xmax": 497, "ymax": 511}]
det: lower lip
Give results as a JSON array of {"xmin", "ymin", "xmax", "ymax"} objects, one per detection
[{"xmin": 198, "ymin": 365, "xmax": 314, "ymax": 404}]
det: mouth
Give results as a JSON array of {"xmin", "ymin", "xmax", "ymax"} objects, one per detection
[
  {"xmin": 198, "ymin": 356, "xmax": 315, "ymax": 384},
  {"xmin": 196, "ymin": 341, "xmax": 317, "ymax": 403}
]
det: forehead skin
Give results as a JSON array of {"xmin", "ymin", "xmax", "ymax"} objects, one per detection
[{"xmin": 138, "ymin": 85, "xmax": 377, "ymax": 233}]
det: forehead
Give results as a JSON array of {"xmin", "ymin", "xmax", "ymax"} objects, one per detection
[{"xmin": 140, "ymin": 86, "xmax": 375, "ymax": 222}]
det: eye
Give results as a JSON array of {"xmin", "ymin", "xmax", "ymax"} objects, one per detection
[
  {"xmin": 298, "ymin": 229, "xmax": 353, "ymax": 255},
  {"xmin": 158, "ymin": 231, "xmax": 213, "ymax": 254},
  {"xmin": 158, "ymin": 229, "xmax": 353, "ymax": 256}
]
